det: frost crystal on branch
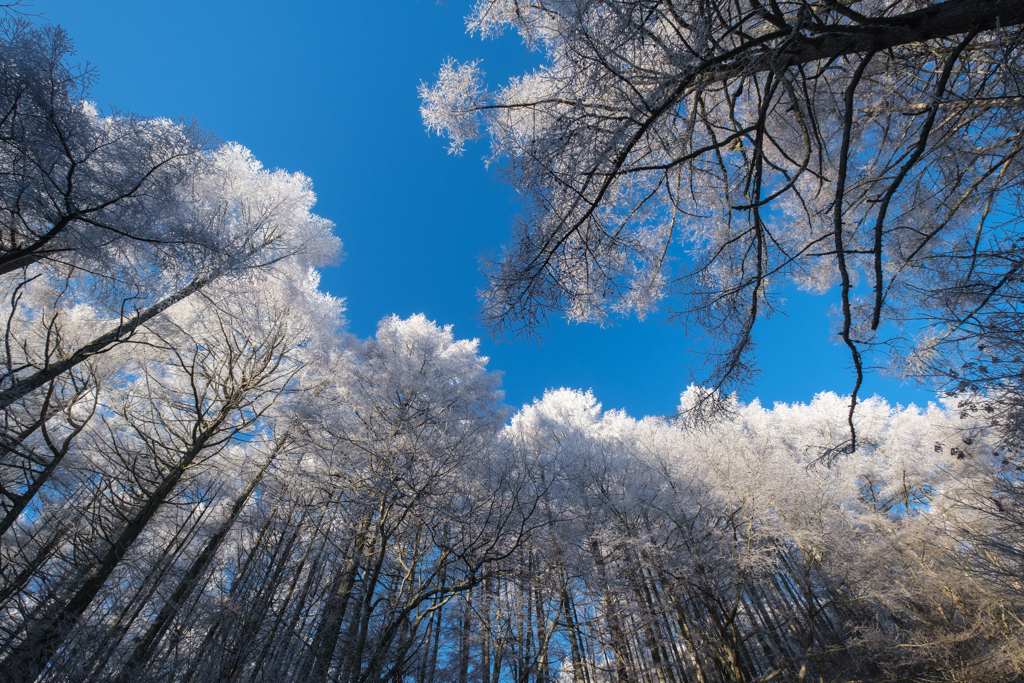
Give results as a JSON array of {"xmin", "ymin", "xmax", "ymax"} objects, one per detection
[{"xmin": 420, "ymin": 59, "xmax": 486, "ymax": 155}]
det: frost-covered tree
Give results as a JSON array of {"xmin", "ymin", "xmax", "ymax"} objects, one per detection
[
  {"xmin": 3, "ymin": 8, "xmax": 1023, "ymax": 683},
  {"xmin": 288, "ymin": 314, "xmax": 529, "ymax": 683},
  {"xmin": 0, "ymin": 271, "xmax": 342, "ymax": 683},
  {"xmin": 0, "ymin": 18, "xmax": 340, "ymax": 414},
  {"xmin": 3, "ymin": 318, "xmax": 1019, "ymax": 683},
  {"xmin": 0, "ymin": 19, "xmax": 208, "ymax": 278},
  {"xmin": 493, "ymin": 388, "xmax": 1023, "ymax": 682},
  {"xmin": 0, "ymin": 142, "xmax": 340, "ymax": 581},
  {"xmin": 0, "ymin": 141, "xmax": 339, "ymax": 411},
  {"xmin": 421, "ymin": 0, "xmax": 1024, "ymax": 442},
  {"xmin": 0, "ymin": 14, "xmax": 351, "ymax": 683}
]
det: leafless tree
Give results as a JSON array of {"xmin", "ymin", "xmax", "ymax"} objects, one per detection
[{"xmin": 422, "ymin": 0, "xmax": 1024, "ymax": 445}]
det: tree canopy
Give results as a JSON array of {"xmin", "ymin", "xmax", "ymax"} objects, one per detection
[
  {"xmin": 1, "ymin": 6, "xmax": 1024, "ymax": 683},
  {"xmin": 422, "ymin": 0, "xmax": 1024, "ymax": 442}
]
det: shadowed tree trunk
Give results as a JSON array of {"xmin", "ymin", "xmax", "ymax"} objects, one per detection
[
  {"xmin": 0, "ymin": 409, "xmax": 229, "ymax": 683},
  {"xmin": 113, "ymin": 444, "xmax": 282, "ymax": 682},
  {"xmin": 301, "ymin": 512, "xmax": 372, "ymax": 683}
]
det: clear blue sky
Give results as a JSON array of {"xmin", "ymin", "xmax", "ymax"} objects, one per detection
[{"xmin": 39, "ymin": 0, "xmax": 935, "ymax": 416}]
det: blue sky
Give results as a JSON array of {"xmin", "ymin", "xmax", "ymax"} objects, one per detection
[{"xmin": 40, "ymin": 0, "xmax": 935, "ymax": 416}]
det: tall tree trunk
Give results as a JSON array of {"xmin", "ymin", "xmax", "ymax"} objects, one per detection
[
  {"xmin": 245, "ymin": 505, "xmax": 324, "ymax": 683},
  {"xmin": 490, "ymin": 623, "xmax": 504, "ymax": 683},
  {"xmin": 482, "ymin": 578, "xmax": 493, "ymax": 683},
  {"xmin": 0, "ymin": 414, "xmax": 225, "ymax": 683},
  {"xmin": 534, "ymin": 583, "xmax": 550, "ymax": 683},
  {"xmin": 426, "ymin": 591, "xmax": 444, "ymax": 683},
  {"xmin": 115, "ymin": 446, "xmax": 280, "ymax": 681},
  {"xmin": 661, "ymin": 581, "xmax": 708, "ymax": 683},
  {"xmin": 629, "ymin": 563, "xmax": 676, "ymax": 683},
  {"xmin": 561, "ymin": 586, "xmax": 587, "ymax": 683},
  {"xmin": 520, "ymin": 567, "xmax": 532, "ymax": 683},
  {"xmin": 180, "ymin": 498, "xmax": 284, "ymax": 683},
  {"xmin": 219, "ymin": 521, "xmax": 302, "ymax": 683},
  {"xmin": 81, "ymin": 498, "xmax": 215, "ymax": 680},
  {"xmin": 345, "ymin": 526, "xmax": 388, "ymax": 683},
  {"xmin": 302, "ymin": 512, "xmax": 372, "ymax": 683},
  {"xmin": 644, "ymin": 575, "xmax": 690, "ymax": 683},
  {"xmin": 459, "ymin": 590, "xmax": 472, "ymax": 683},
  {"xmin": 590, "ymin": 539, "xmax": 633, "ymax": 683}
]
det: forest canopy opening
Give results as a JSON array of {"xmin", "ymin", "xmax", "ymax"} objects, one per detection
[{"xmin": 1, "ymin": 5, "xmax": 1023, "ymax": 683}]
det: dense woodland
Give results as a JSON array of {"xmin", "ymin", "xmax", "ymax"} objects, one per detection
[{"xmin": 3, "ymin": 3, "xmax": 1024, "ymax": 683}]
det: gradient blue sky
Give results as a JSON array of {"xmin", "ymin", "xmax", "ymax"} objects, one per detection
[{"xmin": 39, "ymin": 0, "xmax": 935, "ymax": 416}]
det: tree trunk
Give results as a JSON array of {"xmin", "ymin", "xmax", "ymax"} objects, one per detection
[
  {"xmin": 180, "ymin": 498, "xmax": 283, "ymax": 683},
  {"xmin": 482, "ymin": 577, "xmax": 496, "ymax": 683},
  {"xmin": 459, "ymin": 590, "xmax": 472, "ymax": 683},
  {"xmin": 562, "ymin": 586, "xmax": 587, "ymax": 683},
  {"xmin": 80, "ymin": 499, "xmax": 215, "ymax": 680},
  {"xmin": 344, "ymin": 527, "xmax": 388, "ymax": 683},
  {"xmin": 245, "ymin": 506, "xmax": 325, "ymax": 683},
  {"xmin": 662, "ymin": 583, "xmax": 708, "ymax": 683},
  {"xmin": 303, "ymin": 512, "xmax": 372, "ymax": 683},
  {"xmin": 425, "ymin": 591, "xmax": 444, "ymax": 683},
  {"xmin": 115, "ymin": 446, "xmax": 279, "ymax": 681},
  {"xmin": 0, "ymin": 415, "xmax": 224, "ymax": 683},
  {"xmin": 590, "ymin": 539, "xmax": 633, "ymax": 683}
]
